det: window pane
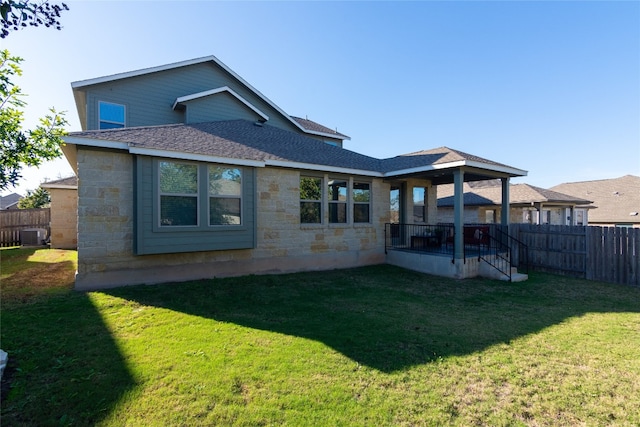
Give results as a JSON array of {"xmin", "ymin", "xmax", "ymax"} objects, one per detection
[
  {"xmin": 210, "ymin": 197, "xmax": 241, "ymax": 225},
  {"xmin": 99, "ymin": 102, "xmax": 125, "ymax": 123},
  {"xmin": 353, "ymin": 182, "xmax": 370, "ymax": 202},
  {"xmin": 160, "ymin": 196, "xmax": 197, "ymax": 226},
  {"xmin": 300, "ymin": 177, "xmax": 322, "ymax": 201},
  {"xmin": 354, "ymin": 204, "xmax": 370, "ymax": 223},
  {"xmin": 300, "ymin": 201, "xmax": 321, "ymax": 223},
  {"xmin": 209, "ymin": 166, "xmax": 242, "ymax": 196},
  {"xmin": 99, "ymin": 121, "xmax": 124, "ymax": 130},
  {"xmin": 329, "ymin": 202, "xmax": 347, "ymax": 223},
  {"xmin": 328, "ymin": 179, "xmax": 347, "ymax": 201},
  {"xmin": 413, "ymin": 186, "xmax": 426, "ymax": 223},
  {"xmin": 160, "ymin": 162, "xmax": 198, "ymax": 194}
]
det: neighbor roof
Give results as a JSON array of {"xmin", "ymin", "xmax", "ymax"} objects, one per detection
[
  {"xmin": 41, "ymin": 176, "xmax": 78, "ymax": 189},
  {"xmin": 64, "ymin": 120, "xmax": 527, "ymax": 179},
  {"xmin": 0, "ymin": 193, "xmax": 21, "ymax": 209},
  {"xmin": 438, "ymin": 182, "xmax": 592, "ymax": 207},
  {"xmin": 551, "ymin": 175, "xmax": 640, "ymax": 224}
]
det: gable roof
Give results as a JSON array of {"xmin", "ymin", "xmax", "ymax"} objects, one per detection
[
  {"xmin": 438, "ymin": 182, "xmax": 592, "ymax": 207},
  {"xmin": 41, "ymin": 176, "xmax": 78, "ymax": 189},
  {"xmin": 71, "ymin": 55, "xmax": 349, "ymax": 141},
  {"xmin": 381, "ymin": 146, "xmax": 527, "ymax": 179},
  {"xmin": 0, "ymin": 193, "xmax": 21, "ymax": 209},
  {"xmin": 551, "ymin": 175, "xmax": 640, "ymax": 224},
  {"xmin": 64, "ymin": 120, "xmax": 527, "ymax": 179}
]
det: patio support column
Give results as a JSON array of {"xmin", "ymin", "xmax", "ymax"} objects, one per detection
[
  {"xmin": 501, "ymin": 177, "xmax": 510, "ymax": 231},
  {"xmin": 453, "ymin": 169, "xmax": 464, "ymax": 260}
]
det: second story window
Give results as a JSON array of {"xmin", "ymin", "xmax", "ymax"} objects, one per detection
[{"xmin": 99, "ymin": 101, "xmax": 125, "ymax": 129}]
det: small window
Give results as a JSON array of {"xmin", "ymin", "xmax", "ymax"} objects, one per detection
[
  {"xmin": 159, "ymin": 161, "xmax": 198, "ymax": 226},
  {"xmin": 353, "ymin": 182, "xmax": 370, "ymax": 223},
  {"xmin": 99, "ymin": 101, "xmax": 125, "ymax": 129},
  {"xmin": 209, "ymin": 166, "xmax": 242, "ymax": 225},
  {"xmin": 328, "ymin": 179, "xmax": 348, "ymax": 223},
  {"xmin": 300, "ymin": 176, "xmax": 322, "ymax": 224},
  {"xmin": 413, "ymin": 187, "xmax": 426, "ymax": 223}
]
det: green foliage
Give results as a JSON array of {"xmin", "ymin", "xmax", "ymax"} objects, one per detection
[
  {"xmin": 0, "ymin": 0, "xmax": 69, "ymax": 38},
  {"xmin": 0, "ymin": 49, "xmax": 68, "ymax": 191},
  {"xmin": 17, "ymin": 186, "xmax": 49, "ymax": 208}
]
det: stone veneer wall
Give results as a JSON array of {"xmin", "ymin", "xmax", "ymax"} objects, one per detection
[
  {"xmin": 75, "ymin": 148, "xmax": 389, "ymax": 290},
  {"xmin": 48, "ymin": 187, "xmax": 78, "ymax": 249}
]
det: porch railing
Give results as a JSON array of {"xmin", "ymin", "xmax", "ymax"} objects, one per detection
[
  {"xmin": 384, "ymin": 223, "xmax": 455, "ymax": 260},
  {"xmin": 385, "ymin": 223, "xmax": 529, "ymax": 281}
]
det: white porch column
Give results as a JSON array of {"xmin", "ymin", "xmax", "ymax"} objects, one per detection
[
  {"xmin": 501, "ymin": 177, "xmax": 510, "ymax": 229},
  {"xmin": 453, "ymin": 169, "xmax": 464, "ymax": 260}
]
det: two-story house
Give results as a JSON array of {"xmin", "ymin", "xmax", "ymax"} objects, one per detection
[{"xmin": 62, "ymin": 55, "xmax": 527, "ymax": 289}]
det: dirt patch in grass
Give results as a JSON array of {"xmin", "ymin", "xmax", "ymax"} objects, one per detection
[{"xmin": 0, "ymin": 247, "xmax": 77, "ymax": 304}]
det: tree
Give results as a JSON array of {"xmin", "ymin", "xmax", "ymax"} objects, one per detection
[
  {"xmin": 0, "ymin": 49, "xmax": 68, "ymax": 191},
  {"xmin": 17, "ymin": 186, "xmax": 49, "ymax": 208},
  {"xmin": 0, "ymin": 0, "xmax": 68, "ymax": 38}
]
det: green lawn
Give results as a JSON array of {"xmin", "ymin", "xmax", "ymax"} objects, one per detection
[{"xmin": 1, "ymin": 247, "xmax": 639, "ymax": 426}]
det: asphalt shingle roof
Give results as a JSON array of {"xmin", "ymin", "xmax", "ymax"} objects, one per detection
[
  {"xmin": 551, "ymin": 175, "xmax": 640, "ymax": 224},
  {"xmin": 67, "ymin": 120, "xmax": 525, "ymax": 177},
  {"xmin": 438, "ymin": 182, "xmax": 592, "ymax": 207},
  {"xmin": 290, "ymin": 116, "xmax": 349, "ymax": 139}
]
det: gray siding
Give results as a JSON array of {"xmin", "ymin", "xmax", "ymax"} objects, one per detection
[
  {"xmin": 185, "ymin": 92, "xmax": 263, "ymax": 124},
  {"xmin": 135, "ymin": 155, "xmax": 256, "ymax": 255},
  {"xmin": 83, "ymin": 62, "xmax": 297, "ymax": 132}
]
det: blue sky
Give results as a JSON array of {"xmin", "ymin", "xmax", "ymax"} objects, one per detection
[{"xmin": 2, "ymin": 0, "xmax": 639, "ymax": 196}]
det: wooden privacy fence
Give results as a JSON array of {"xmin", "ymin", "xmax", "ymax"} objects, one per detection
[
  {"xmin": 0, "ymin": 208, "xmax": 51, "ymax": 247},
  {"xmin": 511, "ymin": 224, "xmax": 639, "ymax": 287}
]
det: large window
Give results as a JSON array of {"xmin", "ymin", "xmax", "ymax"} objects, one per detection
[
  {"xmin": 159, "ymin": 161, "xmax": 199, "ymax": 226},
  {"xmin": 99, "ymin": 101, "xmax": 125, "ymax": 129},
  {"xmin": 300, "ymin": 176, "xmax": 322, "ymax": 223},
  {"xmin": 353, "ymin": 182, "xmax": 370, "ymax": 223},
  {"xmin": 209, "ymin": 166, "xmax": 242, "ymax": 225},
  {"xmin": 158, "ymin": 161, "xmax": 243, "ymax": 228},
  {"xmin": 328, "ymin": 179, "xmax": 348, "ymax": 223},
  {"xmin": 300, "ymin": 175, "xmax": 373, "ymax": 225}
]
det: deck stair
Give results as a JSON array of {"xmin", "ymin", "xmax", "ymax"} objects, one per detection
[{"xmin": 478, "ymin": 226, "xmax": 529, "ymax": 282}]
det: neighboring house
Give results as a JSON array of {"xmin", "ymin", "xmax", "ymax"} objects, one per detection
[
  {"xmin": 0, "ymin": 193, "xmax": 22, "ymax": 210},
  {"xmin": 41, "ymin": 176, "xmax": 78, "ymax": 249},
  {"xmin": 62, "ymin": 55, "xmax": 527, "ymax": 289},
  {"xmin": 437, "ymin": 181, "xmax": 593, "ymax": 225},
  {"xmin": 551, "ymin": 175, "xmax": 640, "ymax": 228}
]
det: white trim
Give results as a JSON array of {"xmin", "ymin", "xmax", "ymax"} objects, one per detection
[
  {"xmin": 383, "ymin": 160, "xmax": 527, "ymax": 178},
  {"xmin": 265, "ymin": 159, "xmax": 382, "ymax": 177},
  {"xmin": 129, "ymin": 147, "xmax": 265, "ymax": 168},
  {"xmin": 63, "ymin": 136, "xmax": 129, "ymax": 150},
  {"xmin": 173, "ymin": 86, "xmax": 270, "ymax": 122},
  {"xmin": 40, "ymin": 184, "xmax": 77, "ymax": 190}
]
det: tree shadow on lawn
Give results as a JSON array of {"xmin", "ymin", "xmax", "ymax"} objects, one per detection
[
  {"xmin": 103, "ymin": 264, "xmax": 640, "ymax": 373},
  {"xmin": 1, "ymin": 248, "xmax": 137, "ymax": 426}
]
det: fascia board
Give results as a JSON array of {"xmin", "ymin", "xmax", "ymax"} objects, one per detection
[
  {"xmin": 71, "ymin": 55, "xmax": 220, "ymax": 88},
  {"xmin": 63, "ymin": 136, "xmax": 129, "ymax": 150},
  {"xmin": 172, "ymin": 86, "xmax": 270, "ymax": 121},
  {"xmin": 128, "ymin": 146, "xmax": 265, "ymax": 168},
  {"xmin": 41, "ymin": 184, "xmax": 77, "ymax": 189},
  {"xmin": 265, "ymin": 159, "xmax": 382, "ymax": 177},
  {"xmin": 383, "ymin": 160, "xmax": 528, "ymax": 178}
]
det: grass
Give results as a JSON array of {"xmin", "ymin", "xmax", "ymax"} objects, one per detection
[{"xmin": 1, "ymin": 247, "xmax": 639, "ymax": 426}]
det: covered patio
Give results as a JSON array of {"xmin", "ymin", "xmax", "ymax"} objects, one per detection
[{"xmin": 381, "ymin": 147, "xmax": 528, "ymax": 281}]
